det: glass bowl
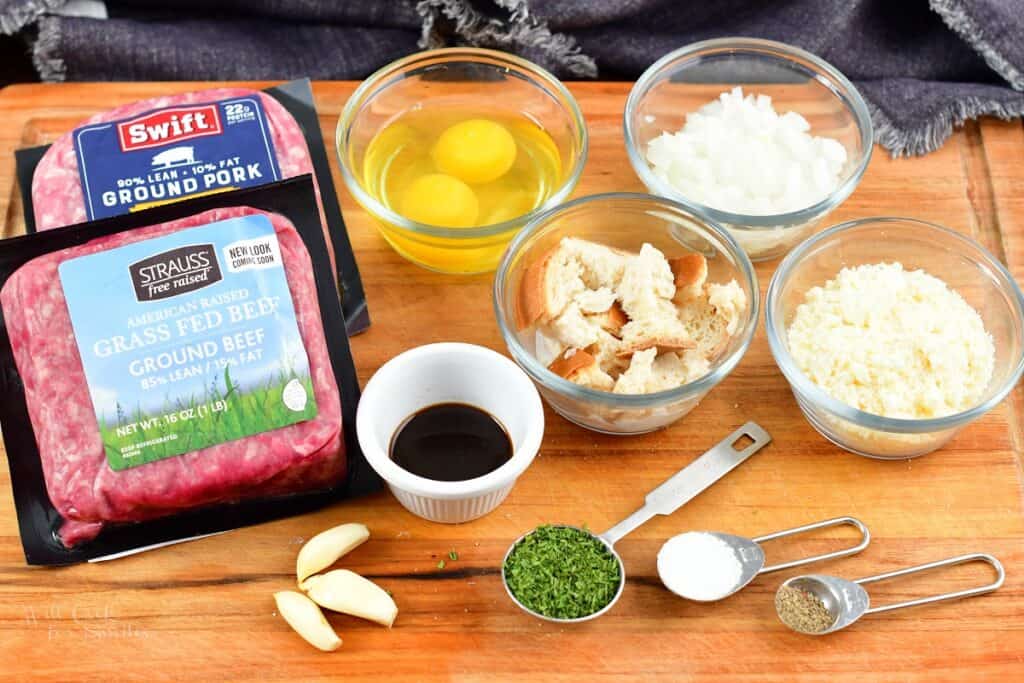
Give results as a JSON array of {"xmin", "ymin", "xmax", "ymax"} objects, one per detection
[
  {"xmin": 624, "ymin": 37, "xmax": 873, "ymax": 262},
  {"xmin": 337, "ymin": 48, "xmax": 588, "ymax": 274},
  {"xmin": 493, "ymin": 192, "xmax": 759, "ymax": 435},
  {"xmin": 766, "ymin": 217, "xmax": 1024, "ymax": 459}
]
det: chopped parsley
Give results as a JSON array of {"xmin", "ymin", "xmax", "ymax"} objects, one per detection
[{"xmin": 503, "ymin": 525, "xmax": 621, "ymax": 619}]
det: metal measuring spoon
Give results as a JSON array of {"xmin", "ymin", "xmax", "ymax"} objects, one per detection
[
  {"xmin": 776, "ymin": 553, "xmax": 1005, "ymax": 635},
  {"xmin": 658, "ymin": 516, "xmax": 870, "ymax": 602},
  {"xmin": 501, "ymin": 422, "xmax": 772, "ymax": 623}
]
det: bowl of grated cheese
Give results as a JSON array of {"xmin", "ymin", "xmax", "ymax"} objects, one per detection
[
  {"xmin": 624, "ymin": 38, "xmax": 873, "ymax": 262},
  {"xmin": 766, "ymin": 217, "xmax": 1024, "ymax": 459}
]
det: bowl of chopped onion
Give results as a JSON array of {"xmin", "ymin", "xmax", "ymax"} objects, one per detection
[{"xmin": 624, "ymin": 38, "xmax": 874, "ymax": 262}]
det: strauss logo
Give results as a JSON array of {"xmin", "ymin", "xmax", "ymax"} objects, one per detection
[{"xmin": 116, "ymin": 105, "xmax": 223, "ymax": 152}]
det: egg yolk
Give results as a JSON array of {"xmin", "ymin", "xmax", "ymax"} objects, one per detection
[
  {"xmin": 431, "ymin": 119, "xmax": 517, "ymax": 184},
  {"xmin": 399, "ymin": 173, "xmax": 479, "ymax": 227}
]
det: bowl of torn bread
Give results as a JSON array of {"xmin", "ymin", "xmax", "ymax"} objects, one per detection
[{"xmin": 493, "ymin": 192, "xmax": 758, "ymax": 434}]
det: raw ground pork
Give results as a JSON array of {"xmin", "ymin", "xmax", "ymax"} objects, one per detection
[
  {"xmin": 0, "ymin": 207, "xmax": 345, "ymax": 546},
  {"xmin": 30, "ymin": 88, "xmax": 339, "ymax": 277}
]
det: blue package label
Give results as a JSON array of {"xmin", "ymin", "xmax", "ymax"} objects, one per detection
[
  {"xmin": 58, "ymin": 214, "xmax": 316, "ymax": 471},
  {"xmin": 73, "ymin": 97, "xmax": 282, "ymax": 221}
]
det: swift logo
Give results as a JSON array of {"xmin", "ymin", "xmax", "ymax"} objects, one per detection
[{"xmin": 116, "ymin": 105, "xmax": 222, "ymax": 152}]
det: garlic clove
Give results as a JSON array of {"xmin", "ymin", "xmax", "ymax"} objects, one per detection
[
  {"xmin": 296, "ymin": 522, "xmax": 370, "ymax": 584},
  {"xmin": 274, "ymin": 591, "xmax": 342, "ymax": 652},
  {"xmin": 302, "ymin": 569, "xmax": 398, "ymax": 628}
]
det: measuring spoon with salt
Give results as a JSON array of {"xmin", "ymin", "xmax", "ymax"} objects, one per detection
[
  {"xmin": 657, "ymin": 516, "xmax": 871, "ymax": 602},
  {"xmin": 502, "ymin": 422, "xmax": 771, "ymax": 623},
  {"xmin": 775, "ymin": 553, "xmax": 1004, "ymax": 635}
]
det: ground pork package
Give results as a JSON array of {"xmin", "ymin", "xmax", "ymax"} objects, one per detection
[
  {"xmin": 0, "ymin": 177, "xmax": 376, "ymax": 565},
  {"xmin": 14, "ymin": 79, "xmax": 369, "ymax": 336}
]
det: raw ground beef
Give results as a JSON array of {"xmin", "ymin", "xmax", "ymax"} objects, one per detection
[
  {"xmin": 0, "ymin": 207, "xmax": 345, "ymax": 546},
  {"xmin": 30, "ymin": 88, "xmax": 338, "ymax": 276}
]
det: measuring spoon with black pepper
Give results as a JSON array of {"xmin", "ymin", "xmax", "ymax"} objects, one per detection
[
  {"xmin": 776, "ymin": 553, "xmax": 1004, "ymax": 635},
  {"xmin": 501, "ymin": 422, "xmax": 772, "ymax": 623}
]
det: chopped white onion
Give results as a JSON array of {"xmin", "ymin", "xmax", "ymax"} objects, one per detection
[{"xmin": 646, "ymin": 87, "xmax": 848, "ymax": 216}]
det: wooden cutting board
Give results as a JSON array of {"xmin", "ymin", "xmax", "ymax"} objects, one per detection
[{"xmin": 0, "ymin": 81, "xmax": 1022, "ymax": 682}]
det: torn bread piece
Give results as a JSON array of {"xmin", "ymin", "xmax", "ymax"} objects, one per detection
[
  {"xmin": 518, "ymin": 244, "xmax": 586, "ymax": 328},
  {"xmin": 549, "ymin": 348, "xmax": 615, "ymax": 391},
  {"xmin": 585, "ymin": 301, "xmax": 628, "ymax": 337},
  {"xmin": 707, "ymin": 281, "xmax": 746, "ymax": 336},
  {"xmin": 518, "ymin": 239, "xmax": 629, "ymax": 329},
  {"xmin": 678, "ymin": 298, "xmax": 729, "ymax": 360},
  {"xmin": 678, "ymin": 280, "xmax": 747, "ymax": 360},
  {"xmin": 550, "ymin": 302, "xmax": 605, "ymax": 349},
  {"xmin": 669, "ymin": 253, "xmax": 708, "ymax": 303},
  {"xmin": 561, "ymin": 237, "xmax": 630, "ymax": 289},
  {"xmin": 678, "ymin": 347, "xmax": 712, "ymax": 383},
  {"xmin": 612, "ymin": 348, "xmax": 695, "ymax": 394},
  {"xmin": 575, "ymin": 286, "xmax": 616, "ymax": 314},
  {"xmin": 617, "ymin": 319, "xmax": 695, "ymax": 357},
  {"xmin": 617, "ymin": 243, "xmax": 694, "ymax": 355},
  {"xmin": 620, "ymin": 243, "xmax": 676, "ymax": 306},
  {"xmin": 612, "ymin": 347, "xmax": 712, "ymax": 395},
  {"xmin": 612, "ymin": 348, "xmax": 659, "ymax": 394},
  {"xmin": 587, "ymin": 331, "xmax": 630, "ymax": 377}
]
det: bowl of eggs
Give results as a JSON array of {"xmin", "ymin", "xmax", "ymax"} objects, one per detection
[
  {"xmin": 337, "ymin": 48, "xmax": 588, "ymax": 274},
  {"xmin": 624, "ymin": 38, "xmax": 874, "ymax": 262}
]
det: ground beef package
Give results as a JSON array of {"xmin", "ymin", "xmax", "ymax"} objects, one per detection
[
  {"xmin": 14, "ymin": 79, "xmax": 369, "ymax": 336},
  {"xmin": 0, "ymin": 177, "xmax": 378, "ymax": 565}
]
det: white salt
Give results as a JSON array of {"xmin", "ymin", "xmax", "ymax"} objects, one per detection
[
  {"xmin": 657, "ymin": 531, "xmax": 743, "ymax": 601},
  {"xmin": 645, "ymin": 86, "xmax": 848, "ymax": 215}
]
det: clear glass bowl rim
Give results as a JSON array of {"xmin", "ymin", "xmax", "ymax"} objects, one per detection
[
  {"xmin": 623, "ymin": 37, "xmax": 875, "ymax": 229},
  {"xmin": 493, "ymin": 191, "xmax": 760, "ymax": 408},
  {"xmin": 765, "ymin": 216, "xmax": 1024, "ymax": 433},
  {"xmin": 335, "ymin": 47, "xmax": 589, "ymax": 240}
]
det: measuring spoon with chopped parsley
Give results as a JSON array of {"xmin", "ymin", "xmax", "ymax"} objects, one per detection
[
  {"xmin": 502, "ymin": 525, "xmax": 623, "ymax": 621},
  {"xmin": 500, "ymin": 424, "xmax": 772, "ymax": 622}
]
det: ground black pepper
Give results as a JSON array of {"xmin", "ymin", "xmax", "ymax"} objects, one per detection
[{"xmin": 776, "ymin": 585, "xmax": 835, "ymax": 633}]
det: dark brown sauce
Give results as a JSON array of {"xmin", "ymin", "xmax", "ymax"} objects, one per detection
[{"xmin": 389, "ymin": 403, "xmax": 512, "ymax": 481}]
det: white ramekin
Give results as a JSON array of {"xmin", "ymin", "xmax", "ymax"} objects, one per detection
[{"xmin": 356, "ymin": 343, "xmax": 545, "ymax": 523}]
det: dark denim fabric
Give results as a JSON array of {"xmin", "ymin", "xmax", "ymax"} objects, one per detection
[{"xmin": 5, "ymin": 0, "xmax": 1024, "ymax": 154}]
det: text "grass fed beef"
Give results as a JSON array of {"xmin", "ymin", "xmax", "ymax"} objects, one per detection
[{"xmin": 1, "ymin": 206, "xmax": 346, "ymax": 547}]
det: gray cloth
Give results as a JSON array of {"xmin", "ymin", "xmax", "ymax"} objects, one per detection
[{"xmin": 4, "ymin": 0, "xmax": 1024, "ymax": 156}]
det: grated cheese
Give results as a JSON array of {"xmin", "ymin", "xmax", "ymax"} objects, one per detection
[{"xmin": 787, "ymin": 262, "xmax": 995, "ymax": 419}]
